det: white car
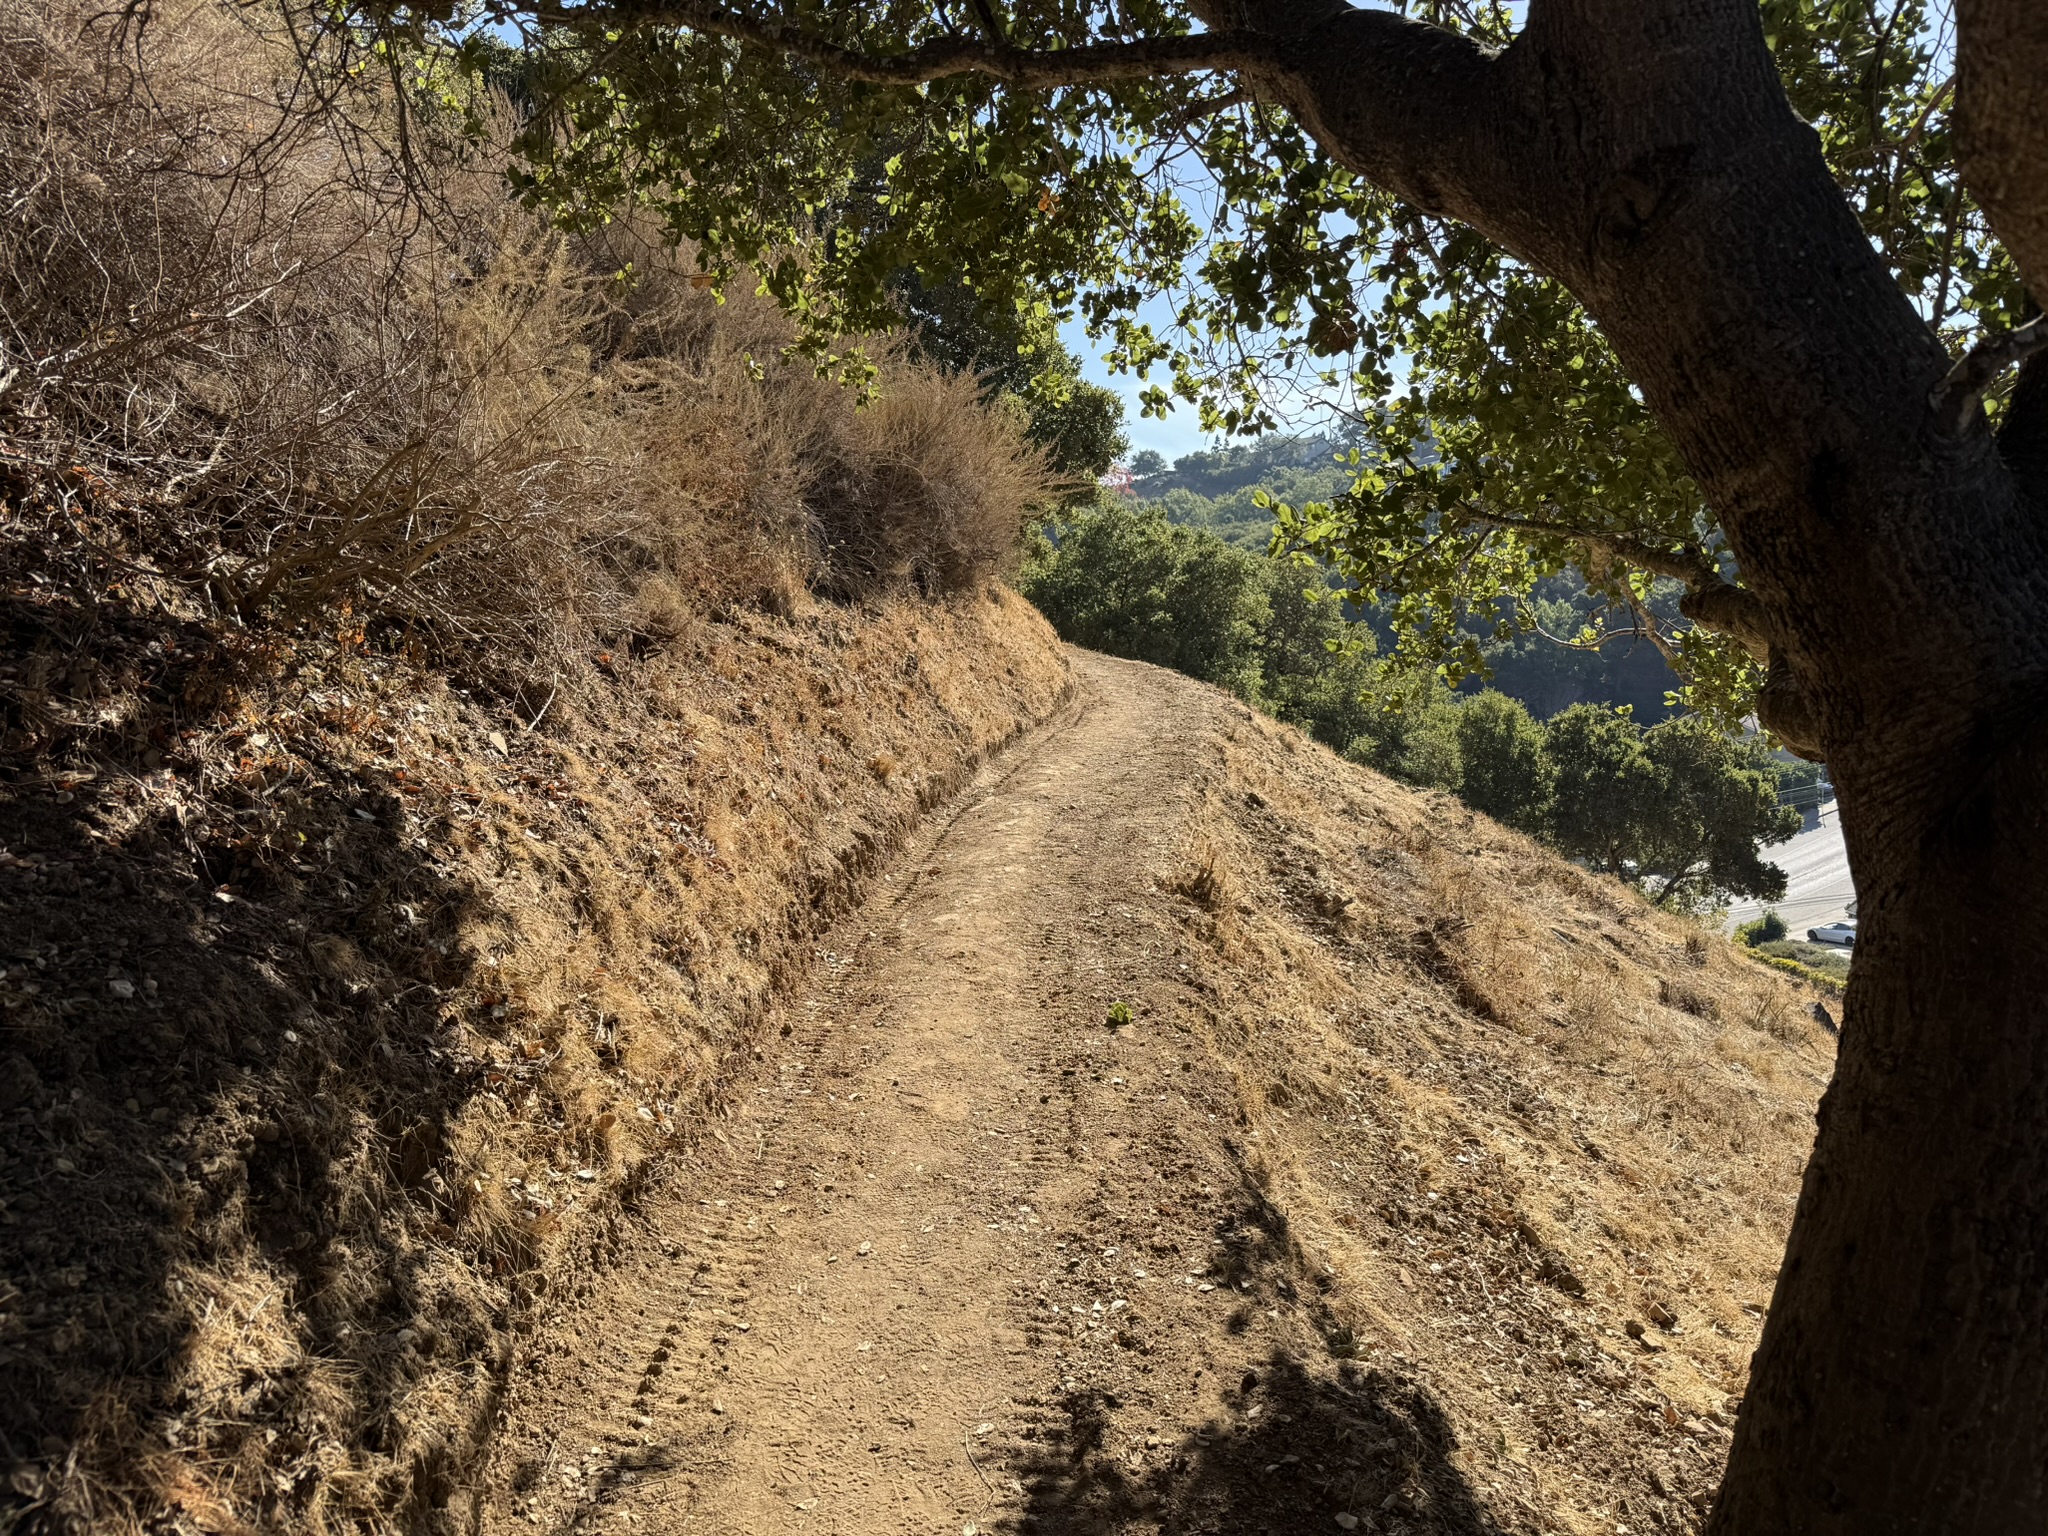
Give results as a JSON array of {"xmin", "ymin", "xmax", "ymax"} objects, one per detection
[{"xmin": 1807, "ymin": 922, "xmax": 1857, "ymax": 947}]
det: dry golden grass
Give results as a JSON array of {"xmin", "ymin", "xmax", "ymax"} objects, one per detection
[
  {"xmin": 1156, "ymin": 705, "xmax": 1836, "ymax": 1534},
  {"xmin": 0, "ymin": 5, "xmax": 1067, "ymax": 1531},
  {"xmin": 0, "ymin": 0, "xmax": 1050, "ymax": 673},
  {"xmin": 3, "ymin": 585, "xmax": 1070, "ymax": 1535}
]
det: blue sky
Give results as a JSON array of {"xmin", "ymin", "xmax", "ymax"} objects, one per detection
[{"xmin": 1058, "ymin": 313, "xmax": 1215, "ymax": 465}]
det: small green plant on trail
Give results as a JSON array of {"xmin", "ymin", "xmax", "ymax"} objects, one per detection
[{"xmin": 1105, "ymin": 1001, "xmax": 1134, "ymax": 1029}]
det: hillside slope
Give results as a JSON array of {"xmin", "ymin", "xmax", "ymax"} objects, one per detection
[
  {"xmin": 0, "ymin": 587, "xmax": 1068, "ymax": 1534},
  {"xmin": 474, "ymin": 649, "xmax": 1832, "ymax": 1536}
]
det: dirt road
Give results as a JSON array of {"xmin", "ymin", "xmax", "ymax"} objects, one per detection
[{"xmin": 481, "ymin": 651, "xmax": 1409, "ymax": 1535}]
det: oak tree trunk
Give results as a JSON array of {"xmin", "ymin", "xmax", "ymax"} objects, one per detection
[{"xmin": 1229, "ymin": 0, "xmax": 2048, "ymax": 1524}]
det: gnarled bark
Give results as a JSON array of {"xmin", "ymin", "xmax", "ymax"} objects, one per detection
[{"xmin": 1956, "ymin": 0, "xmax": 2048, "ymax": 306}]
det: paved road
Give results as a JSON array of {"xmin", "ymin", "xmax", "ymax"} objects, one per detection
[{"xmin": 1726, "ymin": 802, "xmax": 1857, "ymax": 935}]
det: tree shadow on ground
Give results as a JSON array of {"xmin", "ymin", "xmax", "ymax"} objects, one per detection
[
  {"xmin": 1014, "ymin": 1350, "xmax": 1505, "ymax": 1536},
  {"xmin": 0, "ymin": 592, "xmax": 513, "ymax": 1534},
  {"xmin": 1002, "ymin": 1151, "xmax": 1511, "ymax": 1536}
]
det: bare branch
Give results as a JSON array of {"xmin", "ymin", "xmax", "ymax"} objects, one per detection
[
  {"xmin": 1450, "ymin": 506, "xmax": 1776, "ymax": 657},
  {"xmin": 513, "ymin": 0, "xmax": 1277, "ymax": 87},
  {"xmin": 1930, "ymin": 314, "xmax": 2048, "ymax": 435}
]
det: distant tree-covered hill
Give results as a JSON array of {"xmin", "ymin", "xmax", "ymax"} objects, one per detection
[{"xmin": 1125, "ymin": 439, "xmax": 1682, "ymax": 721}]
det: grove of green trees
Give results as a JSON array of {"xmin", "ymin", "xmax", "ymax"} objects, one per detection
[{"xmin": 1022, "ymin": 500, "xmax": 1800, "ymax": 911}]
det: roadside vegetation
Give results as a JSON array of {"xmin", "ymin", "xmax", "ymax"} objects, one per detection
[{"xmin": 1734, "ymin": 911, "xmax": 1851, "ymax": 990}]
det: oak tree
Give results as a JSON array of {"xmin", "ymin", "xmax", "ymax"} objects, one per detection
[{"xmin": 354, "ymin": 0, "xmax": 2048, "ymax": 1524}]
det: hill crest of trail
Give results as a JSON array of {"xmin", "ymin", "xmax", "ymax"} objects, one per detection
[{"xmin": 483, "ymin": 649, "xmax": 1834, "ymax": 1536}]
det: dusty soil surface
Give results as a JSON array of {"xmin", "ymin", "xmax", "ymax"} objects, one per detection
[
  {"xmin": 0, "ymin": 587, "xmax": 1070, "ymax": 1536},
  {"xmin": 477, "ymin": 652, "xmax": 1835, "ymax": 1536}
]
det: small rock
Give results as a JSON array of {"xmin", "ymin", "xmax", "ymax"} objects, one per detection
[
  {"xmin": 1647, "ymin": 1300, "xmax": 1678, "ymax": 1329},
  {"xmin": 856, "ymin": 1241, "xmax": 872, "ymax": 1256},
  {"xmin": 1335, "ymin": 1517, "xmax": 1360, "ymax": 1531},
  {"xmin": 488, "ymin": 731, "xmax": 510, "ymax": 755},
  {"xmin": 107, "ymin": 979, "xmax": 135, "ymax": 1000},
  {"xmin": 1624, "ymin": 1319, "xmax": 1647, "ymax": 1340}
]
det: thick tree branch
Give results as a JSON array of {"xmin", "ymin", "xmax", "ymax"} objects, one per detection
[
  {"xmin": 514, "ymin": 0, "xmax": 1278, "ymax": 86},
  {"xmin": 1931, "ymin": 314, "xmax": 2048, "ymax": 435},
  {"xmin": 1758, "ymin": 645, "xmax": 1825, "ymax": 761},
  {"xmin": 1997, "ymin": 349, "xmax": 2048, "ymax": 501},
  {"xmin": 1956, "ymin": 0, "xmax": 2048, "ymax": 307}
]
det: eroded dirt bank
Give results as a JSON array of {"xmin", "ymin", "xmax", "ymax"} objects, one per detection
[{"xmin": 481, "ymin": 651, "xmax": 1835, "ymax": 1536}]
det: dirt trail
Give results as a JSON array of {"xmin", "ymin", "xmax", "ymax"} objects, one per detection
[
  {"xmin": 482, "ymin": 651, "xmax": 1355, "ymax": 1534},
  {"xmin": 478, "ymin": 648, "xmax": 1834, "ymax": 1536}
]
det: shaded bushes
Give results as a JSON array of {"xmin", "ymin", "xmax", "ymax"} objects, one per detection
[{"xmin": 1736, "ymin": 910, "xmax": 1789, "ymax": 947}]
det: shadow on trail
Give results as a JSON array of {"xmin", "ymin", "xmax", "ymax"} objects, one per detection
[
  {"xmin": 1013, "ymin": 1351, "xmax": 1503, "ymax": 1536},
  {"xmin": 1008, "ymin": 1154, "xmax": 1505, "ymax": 1536}
]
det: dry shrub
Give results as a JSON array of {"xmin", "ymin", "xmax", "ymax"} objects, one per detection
[
  {"xmin": 0, "ymin": 0, "xmax": 1049, "ymax": 678},
  {"xmin": 819, "ymin": 367, "xmax": 1049, "ymax": 594},
  {"xmin": 1657, "ymin": 972, "xmax": 1721, "ymax": 1019},
  {"xmin": 1170, "ymin": 833, "xmax": 1238, "ymax": 914}
]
